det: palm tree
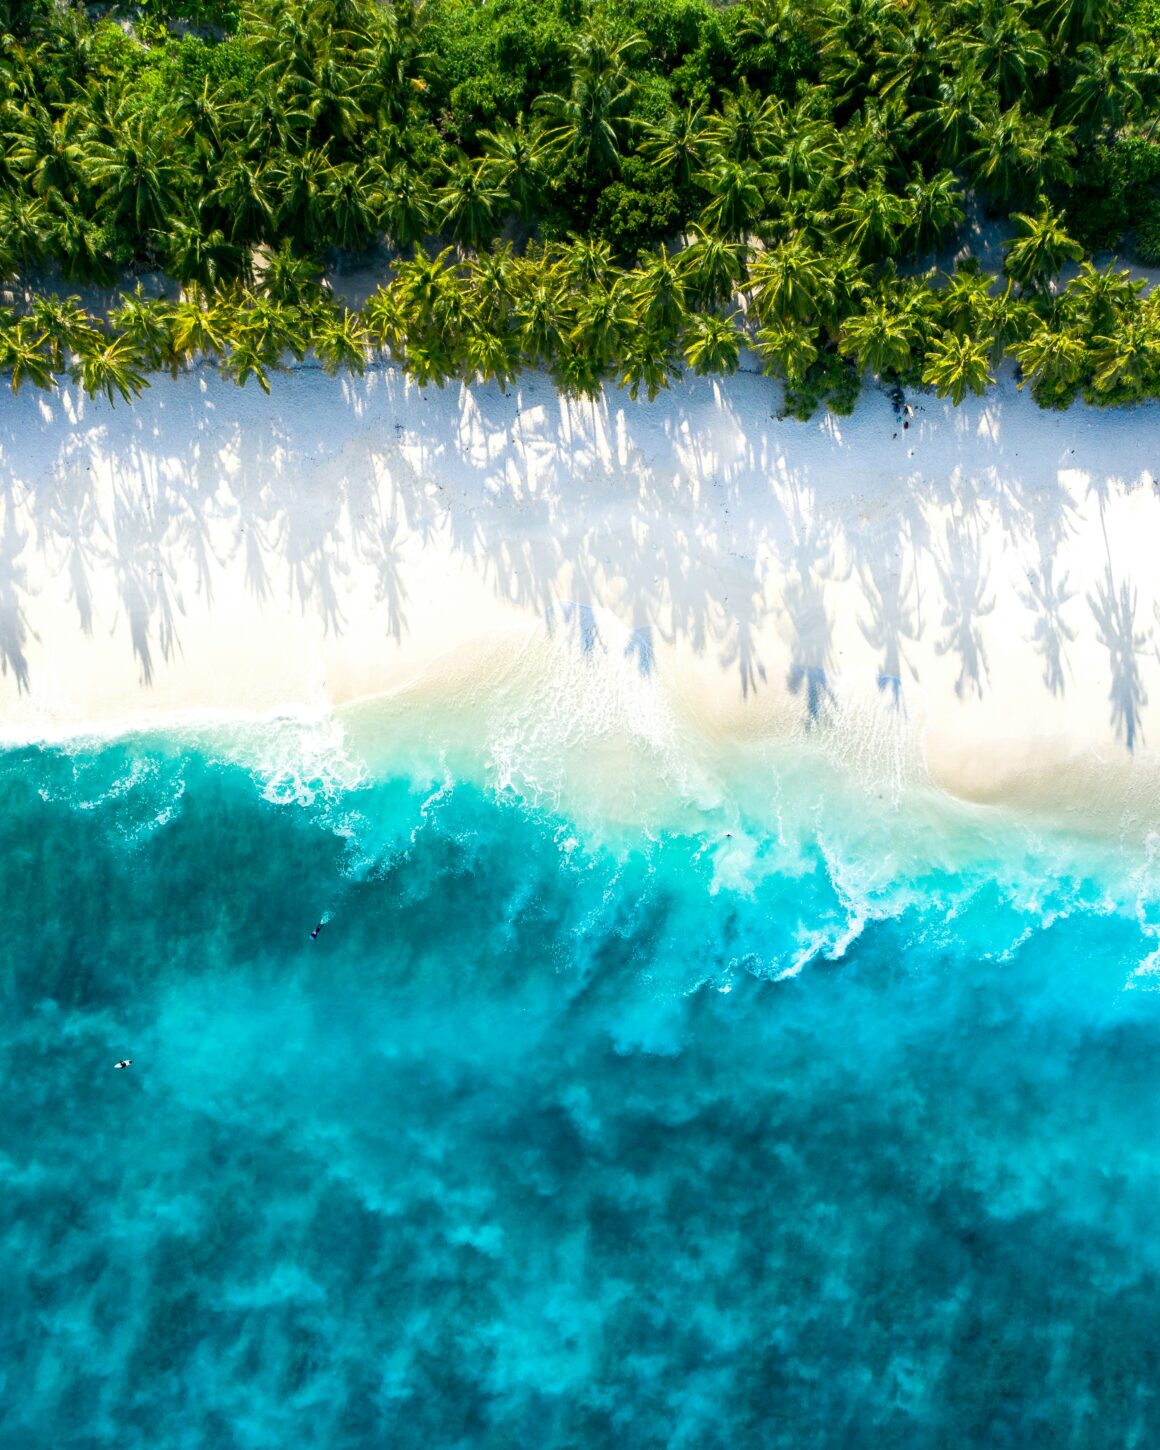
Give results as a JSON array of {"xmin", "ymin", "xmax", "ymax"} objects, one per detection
[
  {"xmin": 271, "ymin": 146, "xmax": 335, "ymax": 249},
  {"xmin": 1011, "ymin": 321, "xmax": 1087, "ymax": 403},
  {"xmin": 987, "ymin": 277, "xmax": 1038, "ymax": 350},
  {"xmin": 818, "ymin": 0, "xmax": 904, "ymax": 106},
  {"xmin": 399, "ymin": 331, "xmax": 459, "ymax": 389},
  {"xmin": 241, "ymin": 88, "xmax": 314, "ymax": 159},
  {"xmin": 0, "ymin": 192, "xmax": 48, "ymax": 272},
  {"xmin": 905, "ymin": 169, "xmax": 965, "ymax": 252},
  {"xmin": 358, "ymin": 3, "xmax": 432, "ymax": 130},
  {"xmin": 317, "ymin": 161, "xmax": 383, "ymax": 253},
  {"xmin": 969, "ymin": 103, "xmax": 1076, "ymax": 208},
  {"xmin": 108, "ymin": 290, "xmax": 179, "ymax": 375},
  {"xmin": 165, "ymin": 223, "xmax": 246, "ymax": 290},
  {"xmin": 546, "ymin": 345, "xmax": 601, "ymax": 399},
  {"xmin": 568, "ymin": 278, "xmax": 633, "ymax": 373},
  {"xmin": 51, "ymin": 207, "xmax": 117, "ymax": 286},
  {"xmin": 839, "ymin": 298, "xmax": 920, "ymax": 377},
  {"xmin": 938, "ymin": 264, "xmax": 994, "ymax": 337},
  {"xmin": 1065, "ymin": 43, "xmax": 1146, "ymax": 141},
  {"xmin": 300, "ymin": 43, "xmax": 370, "ymax": 147},
  {"xmin": 682, "ymin": 313, "xmax": 741, "ymax": 375},
  {"xmin": 238, "ymin": 294, "xmax": 311, "ymax": 364},
  {"xmin": 534, "ymin": 30, "xmax": 644, "ymax": 181},
  {"xmin": 832, "ymin": 179, "xmax": 914, "ymax": 261},
  {"xmin": 704, "ymin": 83, "xmax": 782, "ymax": 165},
  {"xmin": 83, "ymin": 110, "xmax": 192, "ymax": 242},
  {"xmin": 26, "ymin": 293, "xmax": 100, "ymax": 370},
  {"xmin": 921, "ymin": 331, "xmax": 994, "ymax": 402},
  {"xmin": 738, "ymin": 0, "xmax": 798, "ymax": 54},
  {"xmin": 162, "ymin": 75, "xmax": 235, "ymax": 159},
  {"xmin": 437, "ymin": 156, "xmax": 504, "ymax": 251},
  {"xmin": 315, "ymin": 304, "xmax": 370, "ymax": 376},
  {"xmin": 1034, "ymin": 0, "xmax": 1116, "ymax": 45},
  {"xmin": 0, "ymin": 314, "xmax": 56, "ymax": 393},
  {"xmin": 913, "ymin": 68, "xmax": 986, "ymax": 168},
  {"xmin": 629, "ymin": 245, "xmax": 688, "ymax": 336},
  {"xmin": 471, "ymin": 247, "xmax": 519, "ymax": 326},
  {"xmin": 677, "ymin": 227, "xmax": 747, "ymax": 309},
  {"xmin": 754, "ymin": 318, "xmax": 820, "ymax": 385},
  {"xmin": 1059, "ymin": 261, "xmax": 1144, "ymax": 335},
  {"xmin": 207, "ymin": 155, "xmax": 277, "ymax": 247},
  {"xmin": 256, "ymin": 19, "xmax": 368, "ymax": 148},
  {"xmin": 870, "ymin": 17, "xmax": 947, "ymax": 109},
  {"xmin": 821, "ymin": 248, "xmax": 872, "ymax": 334},
  {"xmin": 380, "ymin": 166, "xmax": 434, "ymax": 254},
  {"xmin": 618, "ymin": 332, "xmax": 680, "ymax": 402},
  {"xmin": 477, "ymin": 115, "xmax": 550, "ymax": 218},
  {"xmin": 220, "ymin": 336, "xmax": 276, "ymax": 393},
  {"xmin": 71, "ymin": 333, "xmax": 149, "ymax": 404},
  {"xmin": 361, "ymin": 285, "xmax": 408, "ymax": 357},
  {"xmin": 639, "ymin": 103, "xmax": 713, "ymax": 190},
  {"xmin": 558, "ymin": 236, "xmax": 615, "ymax": 292},
  {"xmin": 697, "ymin": 159, "xmax": 764, "ymax": 240},
  {"xmin": 511, "ymin": 280, "xmax": 563, "ymax": 367},
  {"xmin": 393, "ymin": 247, "xmax": 469, "ymax": 348},
  {"xmin": 1087, "ymin": 316, "xmax": 1160, "ymax": 399},
  {"xmin": 463, "ymin": 311, "xmax": 521, "ymax": 390},
  {"xmin": 748, "ymin": 233, "xmax": 832, "ymax": 327},
  {"xmin": 1004, "ymin": 204, "xmax": 1083, "ymax": 289},
  {"xmin": 218, "ymin": 294, "xmax": 308, "ymax": 391},
  {"xmin": 5, "ymin": 102, "xmax": 85, "ymax": 201},
  {"xmin": 964, "ymin": 6, "xmax": 1050, "ymax": 107},
  {"xmin": 259, "ymin": 241, "xmax": 328, "ymax": 306},
  {"xmin": 831, "ymin": 117, "xmax": 894, "ymax": 193},
  {"xmin": 767, "ymin": 121, "xmax": 838, "ymax": 207},
  {"xmin": 170, "ymin": 288, "xmax": 233, "ymax": 365}
]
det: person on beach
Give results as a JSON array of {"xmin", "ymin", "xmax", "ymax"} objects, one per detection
[
  {"xmin": 114, "ymin": 1059, "xmax": 132, "ymax": 1069},
  {"xmin": 310, "ymin": 920, "xmax": 325, "ymax": 940}
]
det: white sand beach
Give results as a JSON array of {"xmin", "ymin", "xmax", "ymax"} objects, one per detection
[{"xmin": 1, "ymin": 364, "xmax": 1158, "ymax": 823}]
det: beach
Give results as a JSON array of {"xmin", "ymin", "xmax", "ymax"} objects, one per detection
[
  {"xmin": 1, "ymin": 365, "xmax": 1157, "ymax": 824},
  {"xmin": 8, "ymin": 371, "xmax": 1160, "ymax": 1448}
]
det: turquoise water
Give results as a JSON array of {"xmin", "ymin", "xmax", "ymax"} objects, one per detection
[{"xmin": 4, "ymin": 729, "xmax": 1160, "ymax": 1449}]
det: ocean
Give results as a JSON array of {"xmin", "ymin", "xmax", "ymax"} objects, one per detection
[{"xmin": 3, "ymin": 705, "xmax": 1160, "ymax": 1449}]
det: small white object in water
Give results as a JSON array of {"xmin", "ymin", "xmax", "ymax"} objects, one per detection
[{"xmin": 114, "ymin": 1059, "xmax": 132, "ymax": 1070}]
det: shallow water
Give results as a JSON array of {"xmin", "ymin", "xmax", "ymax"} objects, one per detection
[{"xmin": 3, "ymin": 724, "xmax": 1160, "ymax": 1449}]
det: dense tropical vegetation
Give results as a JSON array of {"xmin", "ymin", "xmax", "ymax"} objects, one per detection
[{"xmin": 1, "ymin": 0, "xmax": 1158, "ymax": 414}]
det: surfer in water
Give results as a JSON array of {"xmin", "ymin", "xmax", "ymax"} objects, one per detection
[
  {"xmin": 114, "ymin": 1059, "xmax": 132, "ymax": 1070},
  {"xmin": 310, "ymin": 920, "xmax": 325, "ymax": 941}
]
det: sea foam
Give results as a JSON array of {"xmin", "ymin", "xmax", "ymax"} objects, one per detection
[{"xmin": 4, "ymin": 690, "xmax": 1160, "ymax": 1448}]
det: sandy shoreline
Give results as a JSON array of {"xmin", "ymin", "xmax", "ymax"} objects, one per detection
[{"xmin": 1, "ymin": 363, "xmax": 1159, "ymax": 823}]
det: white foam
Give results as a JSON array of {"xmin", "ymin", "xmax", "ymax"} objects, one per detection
[{"xmin": 206, "ymin": 713, "xmax": 369, "ymax": 809}]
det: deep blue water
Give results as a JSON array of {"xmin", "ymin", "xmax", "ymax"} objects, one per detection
[{"xmin": 3, "ymin": 735, "xmax": 1160, "ymax": 1449}]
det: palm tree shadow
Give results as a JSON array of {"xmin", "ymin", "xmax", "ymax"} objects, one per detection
[
  {"xmin": 110, "ymin": 485, "xmax": 182, "ymax": 686},
  {"xmin": 1087, "ymin": 474, "xmax": 1150, "ymax": 752},
  {"xmin": 545, "ymin": 600, "xmax": 601, "ymax": 653},
  {"xmin": 721, "ymin": 607, "xmax": 768, "ymax": 700},
  {"xmin": 779, "ymin": 485, "xmax": 842, "ymax": 724},
  {"xmin": 1089, "ymin": 566, "xmax": 1149, "ymax": 752},
  {"xmin": 1020, "ymin": 560, "xmax": 1076, "ymax": 697},
  {"xmin": 934, "ymin": 514, "xmax": 994, "ymax": 698},
  {"xmin": 0, "ymin": 501, "xmax": 33, "ymax": 693},
  {"xmin": 1007, "ymin": 458, "xmax": 1080, "ymax": 697},
  {"xmin": 857, "ymin": 528, "xmax": 924, "ymax": 709},
  {"xmin": 625, "ymin": 621, "xmax": 654, "ymax": 676}
]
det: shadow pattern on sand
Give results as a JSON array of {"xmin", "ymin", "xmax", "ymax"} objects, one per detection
[{"xmin": 0, "ymin": 367, "xmax": 1155, "ymax": 753}]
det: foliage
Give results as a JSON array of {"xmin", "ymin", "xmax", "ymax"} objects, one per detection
[
  {"xmin": 1134, "ymin": 202, "xmax": 1160, "ymax": 266},
  {"xmin": 0, "ymin": 0, "xmax": 1157, "ymax": 415}
]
